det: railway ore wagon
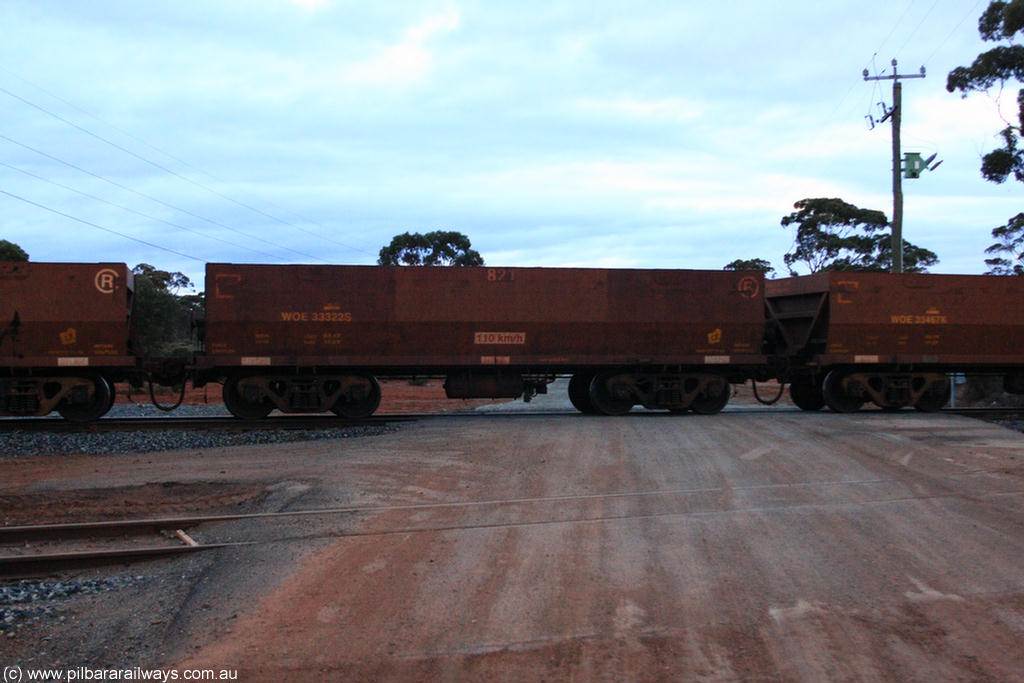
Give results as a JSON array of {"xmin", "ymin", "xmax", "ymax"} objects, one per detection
[
  {"xmin": 198, "ymin": 264, "xmax": 767, "ymax": 417},
  {"xmin": 766, "ymin": 272, "xmax": 1024, "ymax": 412},
  {"xmin": 0, "ymin": 262, "xmax": 135, "ymax": 420}
]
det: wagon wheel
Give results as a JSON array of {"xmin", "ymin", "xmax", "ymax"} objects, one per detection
[
  {"xmin": 822, "ymin": 370, "xmax": 865, "ymax": 413},
  {"xmin": 588, "ymin": 372, "xmax": 634, "ymax": 416},
  {"xmin": 690, "ymin": 377, "xmax": 730, "ymax": 415},
  {"xmin": 105, "ymin": 381, "xmax": 117, "ymax": 413},
  {"xmin": 789, "ymin": 379, "xmax": 825, "ymax": 411},
  {"xmin": 568, "ymin": 373, "xmax": 598, "ymax": 414},
  {"xmin": 223, "ymin": 376, "xmax": 274, "ymax": 420},
  {"xmin": 914, "ymin": 380, "xmax": 950, "ymax": 413},
  {"xmin": 332, "ymin": 376, "xmax": 382, "ymax": 419},
  {"xmin": 57, "ymin": 375, "xmax": 114, "ymax": 422}
]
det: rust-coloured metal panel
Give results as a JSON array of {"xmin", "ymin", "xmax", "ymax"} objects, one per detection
[
  {"xmin": 203, "ymin": 264, "xmax": 766, "ymax": 370},
  {"xmin": 0, "ymin": 262, "xmax": 134, "ymax": 367},
  {"xmin": 767, "ymin": 272, "xmax": 1024, "ymax": 365}
]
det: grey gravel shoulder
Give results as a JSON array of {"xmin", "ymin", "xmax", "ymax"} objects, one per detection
[{"xmin": 1, "ymin": 404, "xmax": 398, "ymax": 458}]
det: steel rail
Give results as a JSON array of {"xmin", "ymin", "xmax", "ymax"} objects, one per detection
[
  {"xmin": 0, "ymin": 543, "xmax": 248, "ymax": 579},
  {"xmin": 0, "ymin": 513, "xmax": 252, "ymax": 578},
  {"xmin": 1, "ymin": 406, "xmax": 1021, "ymax": 436},
  {"xmin": 0, "ymin": 414, "xmax": 419, "ymax": 433},
  {"xmin": 6, "ymin": 471, "xmax": 1023, "ymax": 578}
]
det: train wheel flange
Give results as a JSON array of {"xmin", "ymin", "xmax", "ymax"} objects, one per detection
[
  {"xmin": 690, "ymin": 377, "xmax": 730, "ymax": 415},
  {"xmin": 789, "ymin": 379, "xmax": 825, "ymax": 411},
  {"xmin": 588, "ymin": 373, "xmax": 634, "ymax": 416},
  {"xmin": 223, "ymin": 376, "xmax": 274, "ymax": 420},
  {"xmin": 57, "ymin": 375, "xmax": 114, "ymax": 423},
  {"xmin": 822, "ymin": 370, "xmax": 865, "ymax": 413},
  {"xmin": 332, "ymin": 376, "xmax": 381, "ymax": 419},
  {"xmin": 568, "ymin": 373, "xmax": 598, "ymax": 414},
  {"xmin": 914, "ymin": 380, "xmax": 951, "ymax": 412}
]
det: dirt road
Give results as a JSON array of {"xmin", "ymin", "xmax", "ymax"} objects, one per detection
[{"xmin": 4, "ymin": 403, "xmax": 1024, "ymax": 681}]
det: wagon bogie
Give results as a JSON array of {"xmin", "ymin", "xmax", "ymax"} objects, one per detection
[
  {"xmin": 222, "ymin": 372, "xmax": 382, "ymax": 419},
  {"xmin": 822, "ymin": 368, "xmax": 949, "ymax": 413},
  {"xmin": 581, "ymin": 370, "xmax": 733, "ymax": 415},
  {"xmin": 0, "ymin": 373, "xmax": 114, "ymax": 419}
]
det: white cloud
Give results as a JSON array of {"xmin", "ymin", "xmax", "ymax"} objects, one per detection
[
  {"xmin": 335, "ymin": 9, "xmax": 460, "ymax": 88},
  {"xmin": 290, "ymin": 0, "xmax": 331, "ymax": 11},
  {"xmin": 573, "ymin": 95, "xmax": 705, "ymax": 123}
]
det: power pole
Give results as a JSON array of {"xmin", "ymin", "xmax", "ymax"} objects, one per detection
[{"xmin": 863, "ymin": 59, "xmax": 925, "ymax": 273}]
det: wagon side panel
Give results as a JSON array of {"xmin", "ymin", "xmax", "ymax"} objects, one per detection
[{"xmin": 0, "ymin": 262, "xmax": 134, "ymax": 367}]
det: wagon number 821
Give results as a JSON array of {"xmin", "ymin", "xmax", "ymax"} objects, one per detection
[{"xmin": 487, "ymin": 268, "xmax": 516, "ymax": 282}]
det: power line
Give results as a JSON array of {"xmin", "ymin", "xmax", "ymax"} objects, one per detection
[
  {"xmin": 0, "ymin": 79, "xmax": 373, "ymax": 257},
  {"xmin": 0, "ymin": 188, "xmax": 205, "ymax": 263},
  {"xmin": 924, "ymin": 0, "xmax": 986, "ymax": 66},
  {"xmin": 0, "ymin": 160, "xmax": 282, "ymax": 261},
  {"xmin": 895, "ymin": 0, "xmax": 942, "ymax": 59},
  {"xmin": 873, "ymin": 0, "xmax": 918, "ymax": 60},
  {"xmin": 0, "ymin": 133, "xmax": 328, "ymax": 263}
]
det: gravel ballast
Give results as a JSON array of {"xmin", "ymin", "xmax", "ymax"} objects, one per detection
[
  {"xmin": 1, "ymin": 576, "xmax": 147, "ymax": 633},
  {"xmin": 1, "ymin": 404, "xmax": 398, "ymax": 457}
]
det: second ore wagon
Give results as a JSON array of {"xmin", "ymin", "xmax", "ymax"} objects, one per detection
[{"xmin": 196, "ymin": 264, "xmax": 768, "ymax": 417}]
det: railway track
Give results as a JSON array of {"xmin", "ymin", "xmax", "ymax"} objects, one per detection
[
  {"xmin": 0, "ymin": 414, "xmax": 420, "ymax": 433},
  {"xmin": 944, "ymin": 406, "xmax": 1024, "ymax": 420},
  {"xmin": 1, "ymin": 405, "xmax": 1022, "ymax": 434},
  {"xmin": 8, "ymin": 472, "xmax": 1024, "ymax": 579},
  {"xmin": 0, "ymin": 410, "xmax": 599, "ymax": 433},
  {"xmin": 0, "ymin": 516, "xmax": 247, "ymax": 579},
  {"xmin": 1, "ymin": 482, "xmax": 873, "ymax": 579}
]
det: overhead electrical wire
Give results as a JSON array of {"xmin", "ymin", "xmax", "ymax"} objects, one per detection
[
  {"xmin": 0, "ymin": 188, "xmax": 204, "ymax": 263},
  {"xmin": 0, "ymin": 81, "xmax": 372, "ymax": 257},
  {"xmin": 0, "ymin": 160, "xmax": 283, "ymax": 261},
  {"xmin": 0, "ymin": 133, "xmax": 328, "ymax": 263},
  {"xmin": 924, "ymin": 0, "xmax": 987, "ymax": 66},
  {"xmin": 872, "ymin": 0, "xmax": 918, "ymax": 62},
  {"xmin": 895, "ymin": 0, "xmax": 942, "ymax": 60}
]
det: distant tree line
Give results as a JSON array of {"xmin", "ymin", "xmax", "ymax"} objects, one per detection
[
  {"xmin": 732, "ymin": 1, "xmax": 1024, "ymax": 277},
  {"xmin": 130, "ymin": 263, "xmax": 202, "ymax": 357},
  {"xmin": 724, "ymin": 197, "xmax": 939, "ymax": 276},
  {"xmin": 947, "ymin": 0, "xmax": 1024, "ymax": 275},
  {"xmin": 378, "ymin": 230, "xmax": 483, "ymax": 266},
  {"xmin": 0, "ymin": 240, "xmax": 28, "ymax": 262}
]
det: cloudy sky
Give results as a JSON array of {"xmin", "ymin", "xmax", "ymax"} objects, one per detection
[{"xmin": 0, "ymin": 1, "xmax": 1019, "ymax": 288}]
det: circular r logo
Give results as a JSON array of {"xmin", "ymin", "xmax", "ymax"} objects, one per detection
[
  {"xmin": 94, "ymin": 268, "xmax": 119, "ymax": 294},
  {"xmin": 737, "ymin": 276, "xmax": 760, "ymax": 299}
]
